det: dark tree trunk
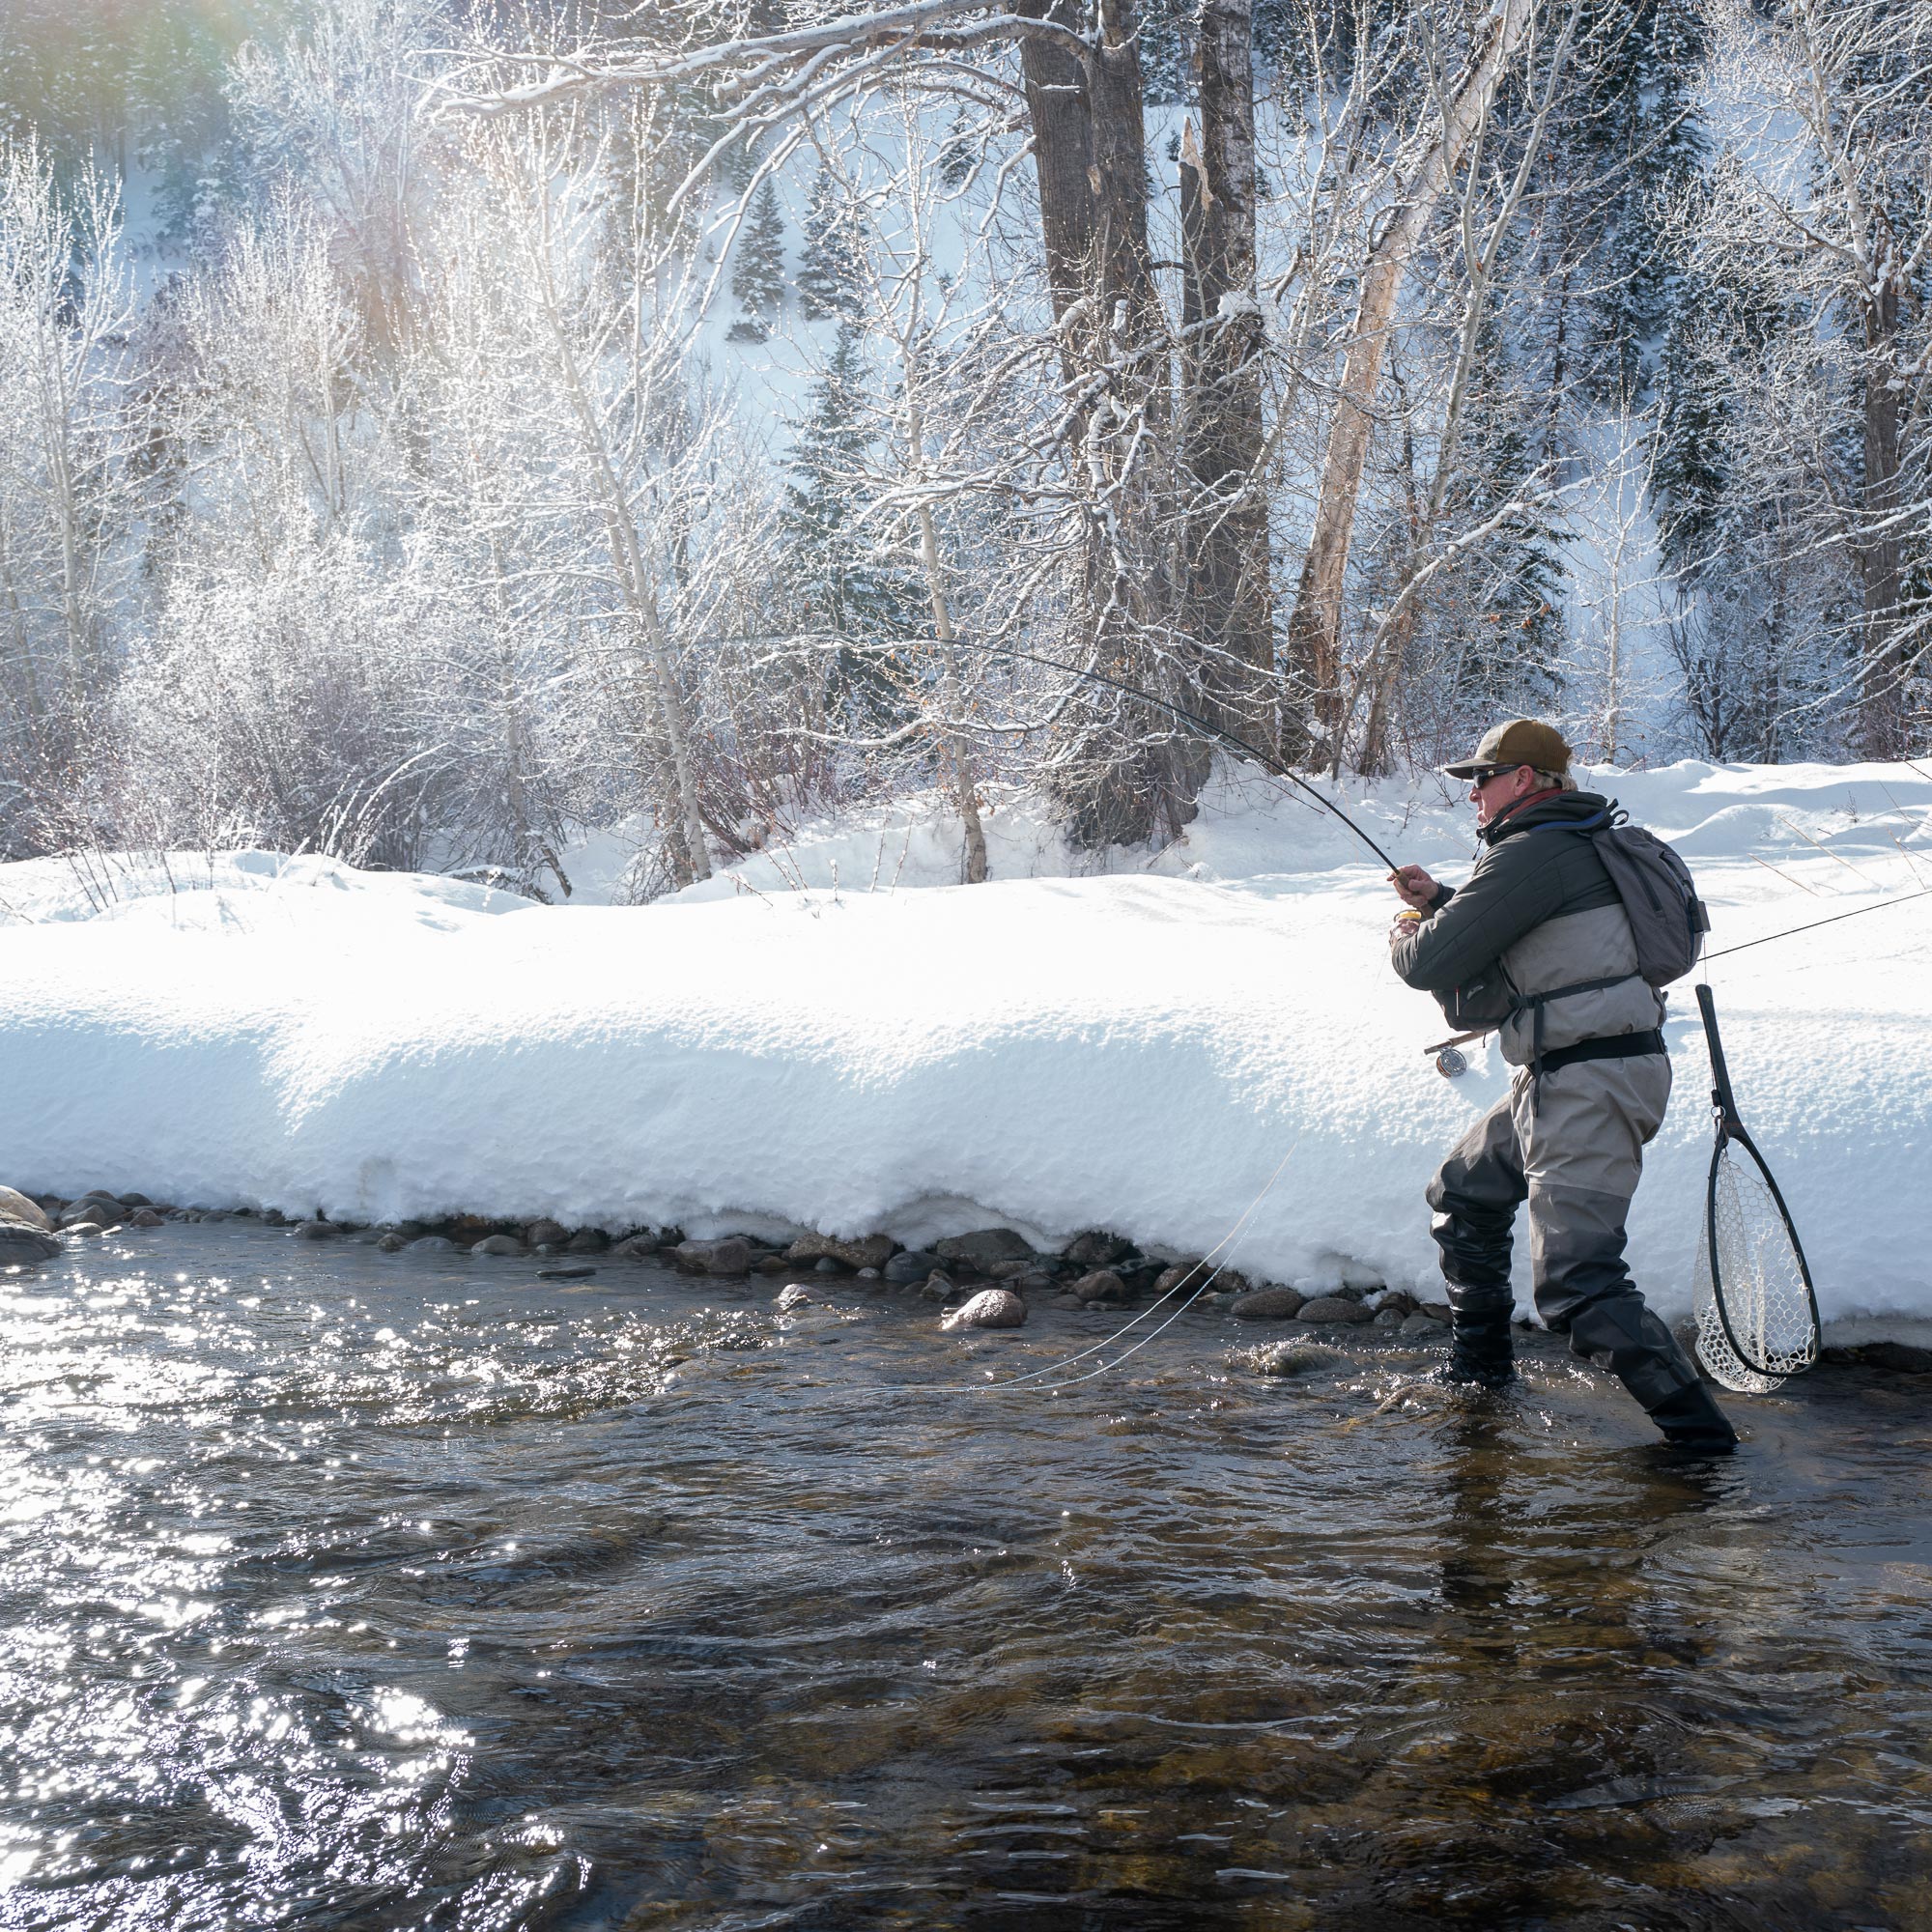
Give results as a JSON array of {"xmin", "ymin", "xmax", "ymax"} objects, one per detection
[
  {"xmin": 1180, "ymin": 0, "xmax": 1272, "ymax": 752},
  {"xmin": 1859, "ymin": 275, "xmax": 1908, "ymax": 758},
  {"xmin": 1020, "ymin": 0, "xmax": 1193, "ymax": 848}
]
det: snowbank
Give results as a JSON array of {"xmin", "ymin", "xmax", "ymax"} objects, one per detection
[{"xmin": 2, "ymin": 761, "xmax": 1927, "ymax": 1323}]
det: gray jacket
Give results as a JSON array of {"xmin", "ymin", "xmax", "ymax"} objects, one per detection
[{"xmin": 1390, "ymin": 790, "xmax": 1664, "ymax": 1066}]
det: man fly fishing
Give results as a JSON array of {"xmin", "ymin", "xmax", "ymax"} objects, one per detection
[{"xmin": 1386, "ymin": 720, "xmax": 1737, "ymax": 1452}]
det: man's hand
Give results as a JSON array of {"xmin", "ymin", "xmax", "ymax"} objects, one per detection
[{"xmin": 1389, "ymin": 864, "xmax": 1439, "ymax": 912}]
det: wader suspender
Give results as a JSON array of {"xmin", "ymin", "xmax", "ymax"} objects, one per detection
[{"xmin": 1514, "ymin": 973, "xmax": 1650, "ymax": 1105}]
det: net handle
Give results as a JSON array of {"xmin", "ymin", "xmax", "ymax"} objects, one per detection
[{"xmin": 1694, "ymin": 983, "xmax": 1744, "ymax": 1136}]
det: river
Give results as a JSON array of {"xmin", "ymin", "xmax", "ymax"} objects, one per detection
[{"xmin": 3, "ymin": 1223, "xmax": 1929, "ymax": 1929}]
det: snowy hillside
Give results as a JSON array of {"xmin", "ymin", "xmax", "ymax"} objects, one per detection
[{"xmin": 2, "ymin": 760, "xmax": 1926, "ymax": 1328}]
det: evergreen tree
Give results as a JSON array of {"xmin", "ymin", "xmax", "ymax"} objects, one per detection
[
  {"xmin": 731, "ymin": 176, "xmax": 786, "ymax": 317},
  {"xmin": 778, "ymin": 325, "xmax": 921, "ymax": 731},
  {"xmin": 1577, "ymin": 0, "xmax": 1710, "ymax": 403},
  {"xmin": 1450, "ymin": 323, "xmax": 1570, "ymax": 713},
  {"xmin": 796, "ymin": 167, "xmax": 865, "ymax": 320}
]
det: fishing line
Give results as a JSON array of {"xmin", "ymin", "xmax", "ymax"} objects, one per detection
[
  {"xmin": 772, "ymin": 1140, "xmax": 1299, "ymax": 1406},
  {"xmin": 1702, "ymin": 888, "xmax": 1928, "ymax": 960},
  {"xmin": 807, "ymin": 632, "xmax": 1405, "ymax": 872}
]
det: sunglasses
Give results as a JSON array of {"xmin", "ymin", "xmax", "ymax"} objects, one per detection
[{"xmin": 1465, "ymin": 765, "xmax": 1521, "ymax": 785}]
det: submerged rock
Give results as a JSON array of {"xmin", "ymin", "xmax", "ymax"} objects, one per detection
[
  {"xmin": 525, "ymin": 1217, "xmax": 569, "ymax": 1248},
  {"xmin": 407, "ymin": 1236, "xmax": 457, "ymax": 1253},
  {"xmin": 941, "ymin": 1288, "xmax": 1027, "ymax": 1331},
  {"xmin": 1232, "ymin": 1287, "xmax": 1306, "ymax": 1321},
  {"xmin": 1297, "ymin": 1295, "xmax": 1374, "ymax": 1325},
  {"xmin": 295, "ymin": 1220, "xmax": 335, "ymax": 1240},
  {"xmin": 1246, "ymin": 1341, "xmax": 1345, "ymax": 1378},
  {"xmin": 921, "ymin": 1270, "xmax": 957, "ymax": 1301},
  {"xmin": 788, "ymin": 1232, "xmax": 895, "ymax": 1271},
  {"xmin": 0, "ymin": 1186, "xmax": 52, "ymax": 1232},
  {"xmin": 376, "ymin": 1232, "xmax": 409, "ymax": 1252},
  {"xmin": 935, "ymin": 1228, "xmax": 1035, "ymax": 1271},
  {"xmin": 0, "ymin": 1224, "xmax": 62, "ymax": 1266},
  {"xmin": 610, "ymin": 1234, "xmax": 661, "ymax": 1259},
  {"xmin": 1399, "ymin": 1312, "xmax": 1447, "ymax": 1338},
  {"xmin": 470, "ymin": 1234, "xmax": 526, "ymax": 1256},
  {"xmin": 884, "ymin": 1249, "xmax": 940, "ymax": 1285},
  {"xmin": 674, "ymin": 1237, "xmax": 752, "ymax": 1277},
  {"xmin": 1070, "ymin": 1269, "xmax": 1129, "ymax": 1304},
  {"xmin": 566, "ymin": 1229, "xmax": 609, "ymax": 1254}
]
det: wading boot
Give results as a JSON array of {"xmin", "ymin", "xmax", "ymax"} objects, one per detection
[
  {"xmin": 1645, "ymin": 1379, "xmax": 1738, "ymax": 1454},
  {"xmin": 1439, "ymin": 1283, "xmax": 1516, "ymax": 1389},
  {"xmin": 1563, "ymin": 1292, "xmax": 1737, "ymax": 1451}
]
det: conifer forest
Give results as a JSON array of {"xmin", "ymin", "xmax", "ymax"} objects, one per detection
[{"xmin": 2, "ymin": 0, "xmax": 1927, "ymax": 898}]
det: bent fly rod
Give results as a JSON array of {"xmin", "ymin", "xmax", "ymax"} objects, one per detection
[{"xmin": 820, "ymin": 633, "xmax": 1404, "ymax": 873}]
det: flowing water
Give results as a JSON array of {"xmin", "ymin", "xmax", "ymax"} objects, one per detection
[{"xmin": 4, "ymin": 1223, "xmax": 1932, "ymax": 1931}]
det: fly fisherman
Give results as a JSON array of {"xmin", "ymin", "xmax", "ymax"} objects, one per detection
[{"xmin": 1387, "ymin": 720, "xmax": 1737, "ymax": 1452}]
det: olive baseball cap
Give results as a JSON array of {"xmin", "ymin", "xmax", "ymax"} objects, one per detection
[{"xmin": 1440, "ymin": 718, "xmax": 1573, "ymax": 780}]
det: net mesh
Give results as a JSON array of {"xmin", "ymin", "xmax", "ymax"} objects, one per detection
[{"xmin": 1693, "ymin": 1139, "xmax": 1818, "ymax": 1393}]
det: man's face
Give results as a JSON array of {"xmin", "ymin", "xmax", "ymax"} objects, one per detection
[{"xmin": 1468, "ymin": 764, "xmax": 1535, "ymax": 827}]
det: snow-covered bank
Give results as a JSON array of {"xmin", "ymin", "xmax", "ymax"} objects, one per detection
[{"xmin": 2, "ymin": 761, "xmax": 1927, "ymax": 1324}]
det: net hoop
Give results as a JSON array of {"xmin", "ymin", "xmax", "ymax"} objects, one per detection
[{"xmin": 1695, "ymin": 1124, "xmax": 1821, "ymax": 1393}]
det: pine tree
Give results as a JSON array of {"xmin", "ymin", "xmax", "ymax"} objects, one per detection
[
  {"xmin": 1451, "ymin": 322, "xmax": 1570, "ymax": 713},
  {"xmin": 731, "ymin": 177, "xmax": 786, "ymax": 317},
  {"xmin": 796, "ymin": 167, "xmax": 865, "ymax": 321},
  {"xmin": 778, "ymin": 325, "xmax": 921, "ymax": 730},
  {"xmin": 1581, "ymin": 0, "xmax": 1710, "ymax": 403}
]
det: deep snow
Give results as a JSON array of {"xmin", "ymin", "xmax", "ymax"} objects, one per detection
[{"xmin": 1, "ymin": 760, "xmax": 1926, "ymax": 1326}]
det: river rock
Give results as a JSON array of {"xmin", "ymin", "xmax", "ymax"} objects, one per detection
[
  {"xmin": 63, "ymin": 1221, "xmax": 107, "ymax": 1237},
  {"xmin": 674, "ymin": 1236, "xmax": 752, "ymax": 1277},
  {"xmin": 57, "ymin": 1199, "xmax": 119, "ymax": 1230},
  {"xmin": 941, "ymin": 1288, "xmax": 1027, "ymax": 1331},
  {"xmin": 1153, "ymin": 1260, "xmax": 1212, "ymax": 1297},
  {"xmin": 1248, "ymin": 1341, "xmax": 1344, "ymax": 1378},
  {"xmin": 471, "ymin": 1234, "xmax": 526, "ymax": 1256},
  {"xmin": 407, "ymin": 1236, "xmax": 457, "ymax": 1253},
  {"xmin": 1418, "ymin": 1300, "xmax": 1452, "ymax": 1323},
  {"xmin": 1064, "ymin": 1230, "xmax": 1134, "ymax": 1268},
  {"xmin": 126, "ymin": 1208, "xmax": 165, "ymax": 1228},
  {"xmin": 776, "ymin": 1283, "xmax": 815, "ymax": 1312},
  {"xmin": 812, "ymin": 1256, "xmax": 843, "ymax": 1274},
  {"xmin": 1370, "ymin": 1290, "xmax": 1419, "ymax": 1318},
  {"xmin": 1298, "ymin": 1295, "xmax": 1375, "ymax": 1325},
  {"xmin": 296, "ymin": 1220, "xmax": 335, "ymax": 1240},
  {"xmin": 1400, "ymin": 1312, "xmax": 1447, "ymax": 1337},
  {"xmin": 525, "ymin": 1218, "xmax": 569, "ymax": 1248},
  {"xmin": 1373, "ymin": 1306, "xmax": 1406, "ymax": 1328},
  {"xmin": 1232, "ymin": 1288, "xmax": 1306, "ymax": 1321},
  {"xmin": 610, "ymin": 1234, "xmax": 660, "ymax": 1259},
  {"xmin": 935, "ymin": 1228, "xmax": 1036, "ymax": 1271},
  {"xmin": 1012, "ymin": 1267, "xmax": 1057, "ymax": 1294},
  {"xmin": 0, "ymin": 1222, "xmax": 63, "ymax": 1264},
  {"xmin": 1070, "ymin": 1269, "xmax": 1129, "ymax": 1304},
  {"xmin": 376, "ymin": 1232, "xmax": 409, "ymax": 1252},
  {"xmin": 566, "ymin": 1230, "xmax": 609, "ymax": 1254},
  {"xmin": 921, "ymin": 1270, "xmax": 957, "ymax": 1301},
  {"xmin": 261, "ymin": 1208, "xmax": 288, "ymax": 1227},
  {"xmin": 787, "ymin": 1232, "xmax": 895, "ymax": 1271},
  {"xmin": 0, "ymin": 1186, "xmax": 53, "ymax": 1232},
  {"xmin": 1856, "ymin": 1341, "xmax": 1932, "ymax": 1374},
  {"xmin": 120, "ymin": 1192, "xmax": 153, "ymax": 1208},
  {"xmin": 884, "ymin": 1249, "xmax": 940, "ymax": 1285},
  {"xmin": 986, "ymin": 1259, "xmax": 1031, "ymax": 1281}
]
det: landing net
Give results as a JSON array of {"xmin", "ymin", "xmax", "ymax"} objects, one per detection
[{"xmin": 1693, "ymin": 1136, "xmax": 1819, "ymax": 1394}]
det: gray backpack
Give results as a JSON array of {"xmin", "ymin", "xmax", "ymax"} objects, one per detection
[{"xmin": 1568, "ymin": 807, "xmax": 1710, "ymax": 984}]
